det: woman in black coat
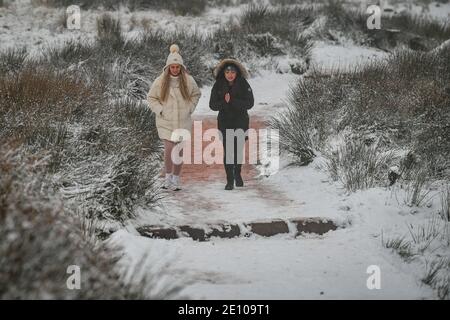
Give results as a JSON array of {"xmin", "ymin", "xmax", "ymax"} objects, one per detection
[{"xmin": 209, "ymin": 59, "xmax": 254, "ymax": 190}]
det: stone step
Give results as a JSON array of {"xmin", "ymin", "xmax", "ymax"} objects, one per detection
[{"xmin": 136, "ymin": 218, "xmax": 339, "ymax": 241}]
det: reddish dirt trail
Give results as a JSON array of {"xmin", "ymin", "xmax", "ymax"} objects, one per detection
[
  {"xmin": 152, "ymin": 113, "xmax": 337, "ymax": 233},
  {"xmin": 158, "ymin": 114, "xmax": 294, "ymax": 206},
  {"xmin": 180, "ymin": 115, "xmax": 269, "ymax": 183}
]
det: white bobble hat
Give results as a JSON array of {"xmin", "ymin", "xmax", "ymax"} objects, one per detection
[{"xmin": 164, "ymin": 44, "xmax": 186, "ymax": 71}]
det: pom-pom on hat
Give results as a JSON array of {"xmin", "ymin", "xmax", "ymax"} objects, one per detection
[{"xmin": 164, "ymin": 44, "xmax": 186, "ymax": 71}]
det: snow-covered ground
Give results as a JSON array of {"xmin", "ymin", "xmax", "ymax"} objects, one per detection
[{"xmin": 309, "ymin": 41, "xmax": 388, "ymax": 72}]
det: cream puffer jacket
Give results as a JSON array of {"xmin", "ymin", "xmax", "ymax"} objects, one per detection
[{"xmin": 147, "ymin": 72, "xmax": 201, "ymax": 142}]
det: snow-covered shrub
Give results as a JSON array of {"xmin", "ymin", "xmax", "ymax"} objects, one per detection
[
  {"xmin": 278, "ymin": 68, "xmax": 345, "ymax": 146},
  {"xmin": 246, "ymin": 33, "xmax": 284, "ymax": 57},
  {"xmin": 239, "ymin": 4, "xmax": 315, "ymax": 54},
  {"xmin": 120, "ymin": 0, "xmax": 208, "ymax": 15},
  {"xmin": 407, "ymin": 215, "xmax": 442, "ymax": 254},
  {"xmin": 0, "ymin": 68, "xmax": 161, "ymax": 223},
  {"xmin": 44, "ymin": 29, "xmax": 211, "ymax": 94},
  {"xmin": 96, "ymin": 13, "xmax": 124, "ymax": 51},
  {"xmin": 269, "ymin": 106, "xmax": 315, "ymax": 166},
  {"xmin": 382, "ymin": 235, "xmax": 414, "ymax": 261},
  {"xmin": 125, "ymin": 29, "xmax": 212, "ymax": 86},
  {"xmin": 422, "ymin": 257, "xmax": 449, "ymax": 300},
  {"xmin": 58, "ymin": 97, "xmax": 161, "ymax": 221},
  {"xmin": 269, "ymin": 66, "xmax": 358, "ymax": 165},
  {"xmin": 212, "ymin": 3, "xmax": 315, "ymax": 64},
  {"xmin": 268, "ymin": 0, "xmax": 303, "ymax": 4},
  {"xmin": 0, "ymin": 47, "xmax": 27, "ymax": 74},
  {"xmin": 440, "ymin": 185, "xmax": 450, "ymax": 222},
  {"xmin": 46, "ymin": 40, "xmax": 141, "ymax": 96},
  {"xmin": 34, "ymin": 0, "xmax": 207, "ymax": 15},
  {"xmin": 58, "ymin": 98, "xmax": 161, "ymax": 222},
  {"xmin": 31, "ymin": 0, "xmax": 73, "ymax": 6},
  {"xmin": 275, "ymin": 57, "xmax": 308, "ymax": 75},
  {"xmin": 311, "ymin": 0, "xmax": 450, "ymax": 50},
  {"xmin": 383, "ymin": 213, "xmax": 449, "ymax": 299},
  {"xmin": 0, "ymin": 68, "xmax": 101, "ymax": 152},
  {"xmin": 240, "ymin": 4, "xmax": 269, "ymax": 31},
  {"xmin": 164, "ymin": 0, "xmax": 207, "ymax": 16},
  {"xmin": 60, "ymin": 154, "xmax": 162, "ymax": 222},
  {"xmin": 88, "ymin": 98, "xmax": 162, "ymax": 221},
  {"xmin": 401, "ymin": 167, "xmax": 432, "ymax": 207},
  {"xmin": 324, "ymin": 136, "xmax": 393, "ymax": 192},
  {"xmin": 211, "ymin": 24, "xmax": 250, "ymax": 61},
  {"xmin": 208, "ymin": 0, "xmax": 253, "ymax": 6},
  {"xmin": 90, "ymin": 153, "xmax": 161, "ymax": 222},
  {"xmin": 319, "ymin": 0, "xmax": 362, "ymax": 31},
  {"xmin": 46, "ymin": 40, "xmax": 95, "ymax": 70},
  {"xmin": 31, "ymin": 0, "xmax": 110, "ymax": 9},
  {"xmin": 0, "ymin": 148, "xmax": 181, "ymax": 299},
  {"xmin": 0, "ymin": 66, "xmax": 75, "ymax": 160},
  {"xmin": 295, "ymin": 33, "xmax": 313, "ymax": 65},
  {"xmin": 389, "ymin": 151, "xmax": 434, "ymax": 207},
  {"xmin": 101, "ymin": 57, "xmax": 150, "ymax": 100},
  {"xmin": 311, "ymin": 0, "xmax": 368, "ymax": 45},
  {"xmin": 112, "ymin": 98, "xmax": 160, "ymax": 146},
  {"xmin": 379, "ymin": 13, "xmax": 450, "ymax": 49},
  {"xmin": 285, "ymin": 49, "xmax": 450, "ymax": 178}
]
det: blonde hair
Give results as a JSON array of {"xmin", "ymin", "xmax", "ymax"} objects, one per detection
[{"xmin": 160, "ymin": 67, "xmax": 191, "ymax": 103}]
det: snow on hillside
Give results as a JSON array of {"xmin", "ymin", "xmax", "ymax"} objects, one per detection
[
  {"xmin": 0, "ymin": 0, "xmax": 243, "ymax": 56},
  {"xmin": 309, "ymin": 41, "xmax": 388, "ymax": 72}
]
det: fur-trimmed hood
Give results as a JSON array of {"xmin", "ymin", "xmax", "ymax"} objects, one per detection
[{"xmin": 213, "ymin": 58, "xmax": 249, "ymax": 80}]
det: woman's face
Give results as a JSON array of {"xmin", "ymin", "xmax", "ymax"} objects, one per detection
[
  {"xmin": 169, "ymin": 64, "xmax": 181, "ymax": 76},
  {"xmin": 224, "ymin": 70, "xmax": 237, "ymax": 82}
]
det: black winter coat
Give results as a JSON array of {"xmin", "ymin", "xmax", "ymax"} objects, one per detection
[{"xmin": 209, "ymin": 76, "xmax": 254, "ymax": 133}]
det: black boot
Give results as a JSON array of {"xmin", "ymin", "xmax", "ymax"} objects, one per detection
[
  {"xmin": 234, "ymin": 164, "xmax": 243, "ymax": 187},
  {"xmin": 225, "ymin": 164, "xmax": 234, "ymax": 190}
]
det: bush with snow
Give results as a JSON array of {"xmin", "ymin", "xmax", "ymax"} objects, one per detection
[
  {"xmin": 32, "ymin": 0, "xmax": 208, "ymax": 15},
  {"xmin": 0, "ymin": 66, "xmax": 161, "ymax": 222},
  {"xmin": 323, "ymin": 135, "xmax": 394, "ymax": 192},
  {"xmin": 275, "ymin": 48, "xmax": 450, "ymax": 180},
  {"xmin": 0, "ymin": 148, "xmax": 182, "ymax": 299}
]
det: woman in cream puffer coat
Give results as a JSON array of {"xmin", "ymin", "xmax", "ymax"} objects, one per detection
[{"xmin": 147, "ymin": 44, "xmax": 201, "ymax": 191}]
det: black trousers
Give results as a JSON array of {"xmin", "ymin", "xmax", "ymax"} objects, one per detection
[{"xmin": 221, "ymin": 129, "xmax": 247, "ymax": 182}]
